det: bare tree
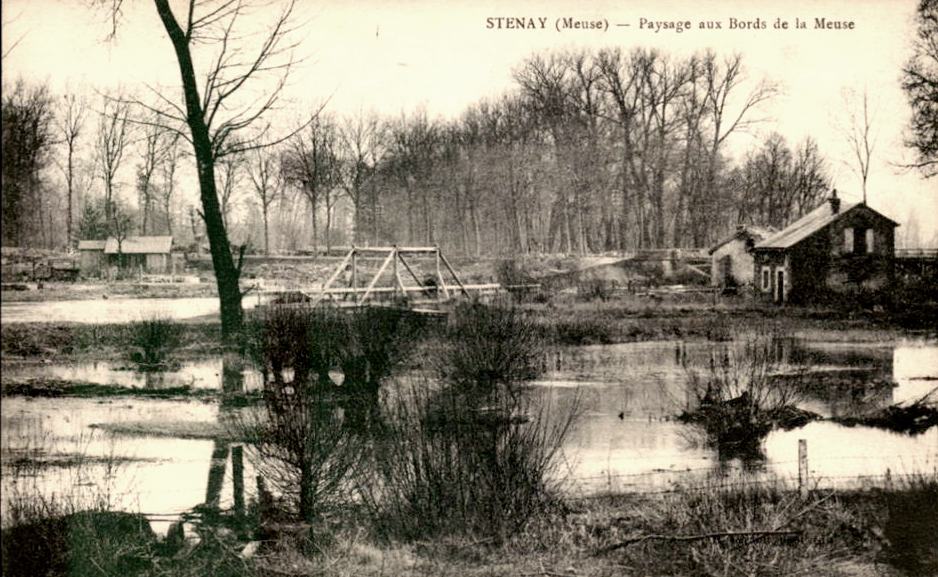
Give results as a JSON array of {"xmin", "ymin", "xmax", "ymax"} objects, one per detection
[
  {"xmin": 216, "ymin": 148, "xmax": 245, "ymax": 232},
  {"xmin": 2, "ymin": 80, "xmax": 55, "ymax": 247},
  {"xmin": 136, "ymin": 117, "xmax": 170, "ymax": 234},
  {"xmin": 95, "ymin": 97, "xmax": 131, "ymax": 223},
  {"xmin": 339, "ymin": 112, "xmax": 385, "ymax": 246},
  {"xmin": 108, "ymin": 197, "xmax": 136, "ymax": 269},
  {"xmin": 902, "ymin": 0, "xmax": 938, "ymax": 177},
  {"xmin": 56, "ymin": 93, "xmax": 87, "ymax": 249},
  {"xmin": 284, "ymin": 114, "xmax": 341, "ymax": 252},
  {"xmin": 101, "ymin": 0, "xmax": 306, "ymax": 339},
  {"xmin": 159, "ymin": 133, "xmax": 182, "ymax": 235},
  {"xmin": 840, "ymin": 88, "xmax": 877, "ymax": 203},
  {"xmin": 247, "ymin": 148, "xmax": 283, "ymax": 254},
  {"xmin": 695, "ymin": 52, "xmax": 774, "ymax": 245}
]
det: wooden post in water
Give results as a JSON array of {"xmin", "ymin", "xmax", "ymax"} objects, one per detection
[
  {"xmin": 798, "ymin": 439, "xmax": 808, "ymax": 497},
  {"xmin": 232, "ymin": 445, "xmax": 245, "ymax": 517},
  {"xmin": 205, "ymin": 440, "xmax": 229, "ymax": 510}
]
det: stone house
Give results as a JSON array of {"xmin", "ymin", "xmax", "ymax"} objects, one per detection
[
  {"xmin": 708, "ymin": 225, "xmax": 775, "ymax": 289},
  {"xmin": 752, "ymin": 193, "xmax": 898, "ymax": 304}
]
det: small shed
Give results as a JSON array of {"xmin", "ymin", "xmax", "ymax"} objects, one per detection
[
  {"xmin": 104, "ymin": 236, "xmax": 174, "ymax": 273},
  {"xmin": 708, "ymin": 225, "xmax": 774, "ymax": 289},
  {"xmin": 77, "ymin": 240, "xmax": 107, "ymax": 277},
  {"xmin": 752, "ymin": 192, "xmax": 898, "ymax": 304}
]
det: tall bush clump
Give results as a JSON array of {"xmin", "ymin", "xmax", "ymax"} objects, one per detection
[
  {"xmin": 339, "ymin": 307, "xmax": 422, "ymax": 427},
  {"xmin": 364, "ymin": 302, "xmax": 577, "ymax": 541},
  {"xmin": 679, "ymin": 327, "xmax": 809, "ymax": 459},
  {"xmin": 243, "ymin": 305, "xmax": 361, "ymax": 523},
  {"xmin": 127, "ymin": 317, "xmax": 182, "ymax": 369},
  {"xmin": 437, "ymin": 301, "xmax": 543, "ymax": 400}
]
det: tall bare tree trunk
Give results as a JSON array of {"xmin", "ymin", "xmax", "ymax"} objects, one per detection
[{"xmin": 154, "ymin": 0, "xmax": 242, "ymax": 340}]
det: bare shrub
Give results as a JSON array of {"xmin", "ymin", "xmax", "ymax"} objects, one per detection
[
  {"xmin": 248, "ymin": 304, "xmax": 347, "ymax": 387},
  {"xmin": 578, "ymin": 278, "xmax": 614, "ymax": 301},
  {"xmin": 437, "ymin": 301, "xmax": 544, "ymax": 401},
  {"xmin": 362, "ymin": 303, "xmax": 578, "ymax": 541},
  {"xmin": 242, "ymin": 304, "xmax": 362, "ymax": 523},
  {"xmin": 679, "ymin": 327, "xmax": 809, "ymax": 459},
  {"xmin": 339, "ymin": 307, "xmax": 422, "ymax": 427},
  {"xmin": 127, "ymin": 316, "xmax": 181, "ymax": 370},
  {"xmin": 361, "ymin": 382, "xmax": 576, "ymax": 541},
  {"xmin": 494, "ymin": 258, "xmax": 535, "ymax": 287}
]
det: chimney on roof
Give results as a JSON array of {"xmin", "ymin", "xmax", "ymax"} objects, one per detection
[{"xmin": 829, "ymin": 188, "xmax": 840, "ymax": 214}]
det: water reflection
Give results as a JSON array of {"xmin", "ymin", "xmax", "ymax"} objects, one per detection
[
  {"xmin": 538, "ymin": 338, "xmax": 937, "ymax": 492},
  {"xmin": 0, "ymin": 355, "xmax": 258, "ymax": 534},
  {"xmin": 0, "ymin": 296, "xmax": 269, "ymax": 324},
  {"xmin": 1, "ymin": 358, "xmax": 265, "ymax": 392},
  {"xmin": 1, "ymin": 338, "xmax": 935, "ymax": 530}
]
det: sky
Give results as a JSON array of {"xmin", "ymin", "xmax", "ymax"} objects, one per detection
[{"xmin": 3, "ymin": 0, "xmax": 936, "ymax": 245}]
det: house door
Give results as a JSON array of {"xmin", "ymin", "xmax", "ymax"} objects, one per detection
[
  {"xmin": 720, "ymin": 255, "xmax": 732, "ymax": 286},
  {"xmin": 776, "ymin": 270, "xmax": 785, "ymax": 304}
]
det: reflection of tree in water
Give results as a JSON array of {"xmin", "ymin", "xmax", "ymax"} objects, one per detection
[{"xmin": 203, "ymin": 353, "xmax": 248, "ymax": 520}]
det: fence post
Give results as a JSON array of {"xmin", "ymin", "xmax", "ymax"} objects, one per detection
[
  {"xmin": 232, "ymin": 444, "xmax": 245, "ymax": 517},
  {"xmin": 798, "ymin": 439, "xmax": 808, "ymax": 497}
]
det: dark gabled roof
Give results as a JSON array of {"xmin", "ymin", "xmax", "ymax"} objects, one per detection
[
  {"xmin": 754, "ymin": 201, "xmax": 897, "ymax": 250},
  {"xmin": 708, "ymin": 225, "xmax": 775, "ymax": 254},
  {"xmin": 77, "ymin": 240, "xmax": 107, "ymax": 251},
  {"xmin": 104, "ymin": 236, "xmax": 173, "ymax": 255}
]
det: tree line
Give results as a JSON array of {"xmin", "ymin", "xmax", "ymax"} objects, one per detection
[{"xmin": 2, "ymin": 48, "xmax": 837, "ymax": 256}]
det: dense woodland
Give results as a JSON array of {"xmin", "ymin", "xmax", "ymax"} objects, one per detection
[{"xmin": 0, "ymin": 46, "xmax": 906, "ymax": 256}]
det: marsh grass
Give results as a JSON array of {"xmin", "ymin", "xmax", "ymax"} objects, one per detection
[{"xmin": 1, "ymin": 321, "xmax": 222, "ymax": 360}]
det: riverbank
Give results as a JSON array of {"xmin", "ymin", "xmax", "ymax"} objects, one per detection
[
  {"xmin": 3, "ymin": 477, "xmax": 934, "ymax": 577},
  {"xmin": 2, "ymin": 301, "xmax": 932, "ymax": 362},
  {"xmin": 1, "ymin": 280, "xmax": 217, "ymax": 302}
]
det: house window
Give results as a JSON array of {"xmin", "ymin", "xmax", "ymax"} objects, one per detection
[
  {"xmin": 865, "ymin": 229, "xmax": 875, "ymax": 253},
  {"xmin": 761, "ymin": 267, "xmax": 770, "ymax": 291},
  {"xmin": 844, "ymin": 228, "xmax": 854, "ymax": 253},
  {"xmin": 854, "ymin": 227, "xmax": 869, "ymax": 254}
]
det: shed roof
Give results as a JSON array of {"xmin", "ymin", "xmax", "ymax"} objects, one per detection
[
  {"xmin": 78, "ymin": 240, "xmax": 107, "ymax": 251},
  {"xmin": 755, "ymin": 201, "xmax": 865, "ymax": 250},
  {"xmin": 708, "ymin": 225, "xmax": 775, "ymax": 254},
  {"xmin": 104, "ymin": 236, "xmax": 173, "ymax": 255}
]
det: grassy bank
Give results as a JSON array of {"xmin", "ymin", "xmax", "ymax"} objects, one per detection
[
  {"xmin": 4, "ymin": 478, "xmax": 934, "ymax": 577},
  {"xmin": 1, "ymin": 321, "xmax": 224, "ymax": 360},
  {"xmin": 2, "ymin": 299, "xmax": 929, "ymax": 362},
  {"xmin": 1, "ymin": 281, "xmax": 216, "ymax": 302},
  {"xmin": 522, "ymin": 298, "xmax": 925, "ymax": 346}
]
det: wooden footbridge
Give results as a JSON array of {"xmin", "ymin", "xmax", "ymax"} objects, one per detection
[{"xmin": 287, "ymin": 246, "xmax": 503, "ymax": 310}]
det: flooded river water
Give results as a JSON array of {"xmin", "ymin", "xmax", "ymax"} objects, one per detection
[
  {"xmin": 0, "ymin": 295, "xmax": 269, "ymax": 323},
  {"xmin": 2, "ymin": 337, "xmax": 936, "ymax": 532}
]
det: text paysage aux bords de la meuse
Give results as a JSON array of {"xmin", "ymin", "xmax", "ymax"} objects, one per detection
[
  {"xmin": 484, "ymin": 17, "xmax": 856, "ymax": 32},
  {"xmin": 639, "ymin": 17, "xmax": 856, "ymax": 32}
]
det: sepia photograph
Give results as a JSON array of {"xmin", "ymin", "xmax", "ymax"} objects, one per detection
[{"xmin": 1, "ymin": 0, "xmax": 936, "ymax": 575}]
